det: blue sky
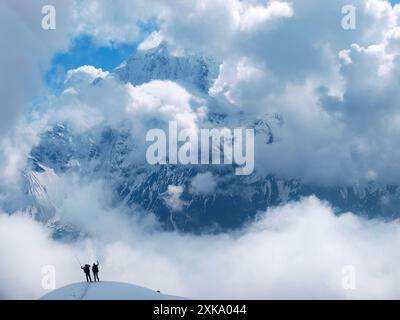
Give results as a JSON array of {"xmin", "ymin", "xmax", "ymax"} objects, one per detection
[
  {"xmin": 45, "ymin": 19, "xmax": 158, "ymax": 90},
  {"xmin": 45, "ymin": 36, "xmax": 137, "ymax": 90}
]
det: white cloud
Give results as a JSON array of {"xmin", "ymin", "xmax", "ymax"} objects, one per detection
[
  {"xmin": 338, "ymin": 49, "xmax": 352, "ymax": 64},
  {"xmin": 126, "ymin": 80, "xmax": 201, "ymax": 132},
  {"xmin": 190, "ymin": 172, "xmax": 217, "ymax": 195},
  {"xmin": 0, "ymin": 0, "xmax": 75, "ymax": 138},
  {"xmin": 0, "ymin": 114, "xmax": 50, "ymax": 189},
  {"xmin": 70, "ymin": 0, "xmax": 159, "ymax": 46},
  {"xmin": 138, "ymin": 31, "xmax": 164, "ymax": 51},
  {"xmin": 0, "ymin": 213, "xmax": 82, "ymax": 299},
  {"xmin": 162, "ymin": 185, "xmax": 186, "ymax": 212},
  {"xmin": 65, "ymin": 65, "xmax": 109, "ymax": 90},
  {"xmin": 202, "ymin": 0, "xmax": 400, "ymax": 185},
  {"xmin": 237, "ymin": 0, "xmax": 293, "ymax": 31}
]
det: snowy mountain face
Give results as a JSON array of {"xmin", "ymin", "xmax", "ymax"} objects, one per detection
[
  {"xmin": 40, "ymin": 281, "xmax": 184, "ymax": 300},
  {"xmin": 25, "ymin": 124, "xmax": 400, "ymax": 235},
  {"xmin": 19, "ymin": 43, "xmax": 400, "ymax": 236},
  {"xmin": 114, "ymin": 43, "xmax": 219, "ymax": 93}
]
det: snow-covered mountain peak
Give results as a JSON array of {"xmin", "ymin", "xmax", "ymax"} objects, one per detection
[
  {"xmin": 40, "ymin": 281, "xmax": 185, "ymax": 300},
  {"xmin": 113, "ymin": 43, "xmax": 219, "ymax": 93}
]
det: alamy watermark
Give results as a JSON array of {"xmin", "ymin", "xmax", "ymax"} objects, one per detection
[
  {"xmin": 146, "ymin": 121, "xmax": 255, "ymax": 176},
  {"xmin": 41, "ymin": 5, "xmax": 56, "ymax": 30},
  {"xmin": 40, "ymin": 4, "xmax": 357, "ymax": 31},
  {"xmin": 341, "ymin": 5, "xmax": 357, "ymax": 30},
  {"xmin": 341, "ymin": 265, "xmax": 356, "ymax": 291},
  {"xmin": 41, "ymin": 265, "xmax": 57, "ymax": 290}
]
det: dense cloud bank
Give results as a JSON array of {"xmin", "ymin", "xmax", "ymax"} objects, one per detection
[{"xmin": 2, "ymin": 195, "xmax": 400, "ymax": 299}]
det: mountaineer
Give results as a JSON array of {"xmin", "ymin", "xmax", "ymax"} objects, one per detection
[{"xmin": 81, "ymin": 264, "xmax": 92, "ymax": 282}]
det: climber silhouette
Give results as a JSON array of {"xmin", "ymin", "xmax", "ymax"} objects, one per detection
[
  {"xmin": 92, "ymin": 261, "xmax": 100, "ymax": 282},
  {"xmin": 81, "ymin": 264, "xmax": 92, "ymax": 282}
]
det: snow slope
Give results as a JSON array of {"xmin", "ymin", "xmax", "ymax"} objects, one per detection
[{"xmin": 40, "ymin": 281, "xmax": 185, "ymax": 300}]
